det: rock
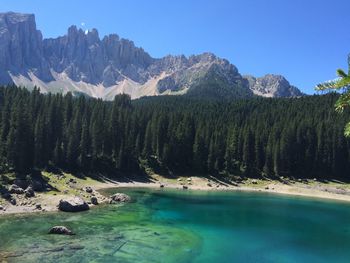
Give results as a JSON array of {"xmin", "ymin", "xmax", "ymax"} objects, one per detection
[
  {"xmin": 48, "ymin": 226, "xmax": 74, "ymax": 235},
  {"xmin": 10, "ymin": 198, "xmax": 16, "ymax": 205},
  {"xmin": 182, "ymin": 185, "xmax": 188, "ymax": 190},
  {"xmin": 207, "ymin": 183, "xmax": 212, "ymax": 187},
  {"xmin": 251, "ymin": 179, "xmax": 258, "ymax": 184},
  {"xmin": 9, "ymin": 184, "xmax": 24, "ymax": 194},
  {"xmin": 84, "ymin": 186, "xmax": 93, "ymax": 193},
  {"xmin": 177, "ymin": 178, "xmax": 183, "ymax": 182},
  {"xmin": 68, "ymin": 178, "xmax": 77, "ymax": 184},
  {"xmin": 91, "ymin": 196, "xmax": 98, "ymax": 205},
  {"xmin": 187, "ymin": 178, "xmax": 192, "ymax": 181},
  {"xmin": 109, "ymin": 193, "xmax": 131, "ymax": 204},
  {"xmin": 58, "ymin": 197, "xmax": 89, "ymax": 212},
  {"xmin": 24, "ymin": 186, "xmax": 35, "ymax": 198},
  {"xmin": 0, "ymin": 205, "xmax": 3, "ymax": 210},
  {"xmin": 35, "ymin": 203, "xmax": 42, "ymax": 210},
  {"xmin": 159, "ymin": 184, "xmax": 165, "ymax": 188},
  {"xmin": 265, "ymin": 186, "xmax": 269, "ymax": 190}
]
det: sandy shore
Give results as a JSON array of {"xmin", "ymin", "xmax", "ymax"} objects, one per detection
[{"xmin": 1, "ymin": 173, "xmax": 350, "ymax": 216}]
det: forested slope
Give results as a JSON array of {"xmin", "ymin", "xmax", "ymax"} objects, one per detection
[{"xmin": 0, "ymin": 86, "xmax": 349, "ymax": 181}]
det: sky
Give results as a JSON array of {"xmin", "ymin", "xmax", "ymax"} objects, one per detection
[{"xmin": 1, "ymin": 0, "xmax": 350, "ymax": 94}]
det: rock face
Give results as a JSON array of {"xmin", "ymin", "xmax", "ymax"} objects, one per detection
[
  {"xmin": 58, "ymin": 197, "xmax": 89, "ymax": 212},
  {"xmin": 0, "ymin": 12, "xmax": 303, "ymax": 99},
  {"xmin": 0, "ymin": 12, "xmax": 52, "ymax": 83},
  {"xmin": 109, "ymin": 193, "xmax": 131, "ymax": 204},
  {"xmin": 244, "ymin": 74, "xmax": 304, "ymax": 97},
  {"xmin": 48, "ymin": 226, "xmax": 74, "ymax": 235}
]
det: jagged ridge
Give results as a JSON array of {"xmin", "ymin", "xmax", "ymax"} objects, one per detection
[{"xmin": 0, "ymin": 12, "xmax": 303, "ymax": 100}]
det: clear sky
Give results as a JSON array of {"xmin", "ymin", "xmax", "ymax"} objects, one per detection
[{"xmin": 1, "ymin": 0, "xmax": 350, "ymax": 94}]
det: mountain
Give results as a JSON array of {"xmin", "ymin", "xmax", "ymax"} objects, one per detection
[
  {"xmin": 0, "ymin": 12, "xmax": 303, "ymax": 100},
  {"xmin": 244, "ymin": 74, "xmax": 304, "ymax": 97}
]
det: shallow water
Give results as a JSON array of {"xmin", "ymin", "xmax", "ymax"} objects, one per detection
[{"xmin": 1, "ymin": 188, "xmax": 350, "ymax": 262}]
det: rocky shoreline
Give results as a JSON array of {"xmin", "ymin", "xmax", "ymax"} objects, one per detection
[{"xmin": 1, "ymin": 173, "xmax": 350, "ymax": 216}]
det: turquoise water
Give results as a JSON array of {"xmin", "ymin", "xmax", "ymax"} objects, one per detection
[{"xmin": 1, "ymin": 188, "xmax": 350, "ymax": 262}]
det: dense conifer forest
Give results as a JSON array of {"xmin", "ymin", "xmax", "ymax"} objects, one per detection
[{"xmin": 0, "ymin": 86, "xmax": 349, "ymax": 181}]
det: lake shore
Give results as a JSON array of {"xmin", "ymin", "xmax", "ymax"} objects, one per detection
[{"xmin": 1, "ymin": 173, "xmax": 350, "ymax": 215}]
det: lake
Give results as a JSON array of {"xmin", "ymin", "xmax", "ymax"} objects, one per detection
[{"xmin": 1, "ymin": 188, "xmax": 350, "ymax": 262}]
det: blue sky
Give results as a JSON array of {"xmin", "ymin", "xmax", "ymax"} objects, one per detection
[{"xmin": 1, "ymin": 0, "xmax": 350, "ymax": 94}]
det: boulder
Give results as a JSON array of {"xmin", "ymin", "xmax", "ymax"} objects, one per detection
[
  {"xmin": 35, "ymin": 203, "xmax": 42, "ymax": 210},
  {"xmin": 251, "ymin": 179, "xmax": 258, "ymax": 184},
  {"xmin": 24, "ymin": 186, "xmax": 35, "ymax": 198},
  {"xmin": 48, "ymin": 226, "xmax": 74, "ymax": 235},
  {"xmin": 68, "ymin": 178, "xmax": 77, "ymax": 184},
  {"xmin": 85, "ymin": 186, "xmax": 93, "ymax": 193},
  {"xmin": 109, "ymin": 193, "xmax": 131, "ymax": 204},
  {"xmin": 160, "ymin": 184, "xmax": 165, "ymax": 188},
  {"xmin": 9, "ymin": 184, "xmax": 24, "ymax": 194},
  {"xmin": 58, "ymin": 197, "xmax": 89, "ymax": 212},
  {"xmin": 10, "ymin": 198, "xmax": 16, "ymax": 205},
  {"xmin": 0, "ymin": 205, "xmax": 3, "ymax": 210},
  {"xmin": 182, "ymin": 185, "xmax": 188, "ymax": 190},
  {"xmin": 91, "ymin": 196, "xmax": 98, "ymax": 205},
  {"xmin": 207, "ymin": 183, "xmax": 212, "ymax": 187}
]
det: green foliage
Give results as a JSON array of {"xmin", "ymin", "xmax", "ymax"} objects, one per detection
[
  {"xmin": 0, "ymin": 86, "xmax": 349, "ymax": 181},
  {"xmin": 316, "ymin": 54, "xmax": 350, "ymax": 136}
]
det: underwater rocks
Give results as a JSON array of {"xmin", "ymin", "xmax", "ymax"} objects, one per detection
[
  {"xmin": 109, "ymin": 193, "xmax": 131, "ymax": 203},
  {"xmin": 48, "ymin": 226, "xmax": 75, "ymax": 235},
  {"xmin": 58, "ymin": 197, "xmax": 89, "ymax": 212}
]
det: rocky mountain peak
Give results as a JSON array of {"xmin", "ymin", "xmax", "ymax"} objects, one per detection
[
  {"xmin": 244, "ymin": 74, "xmax": 303, "ymax": 97},
  {"xmin": 0, "ymin": 12, "xmax": 52, "ymax": 83},
  {"xmin": 0, "ymin": 12, "xmax": 304, "ymax": 100},
  {"xmin": 0, "ymin": 12, "xmax": 35, "ymax": 25}
]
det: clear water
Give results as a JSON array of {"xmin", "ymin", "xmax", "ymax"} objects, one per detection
[{"xmin": 1, "ymin": 188, "xmax": 350, "ymax": 263}]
